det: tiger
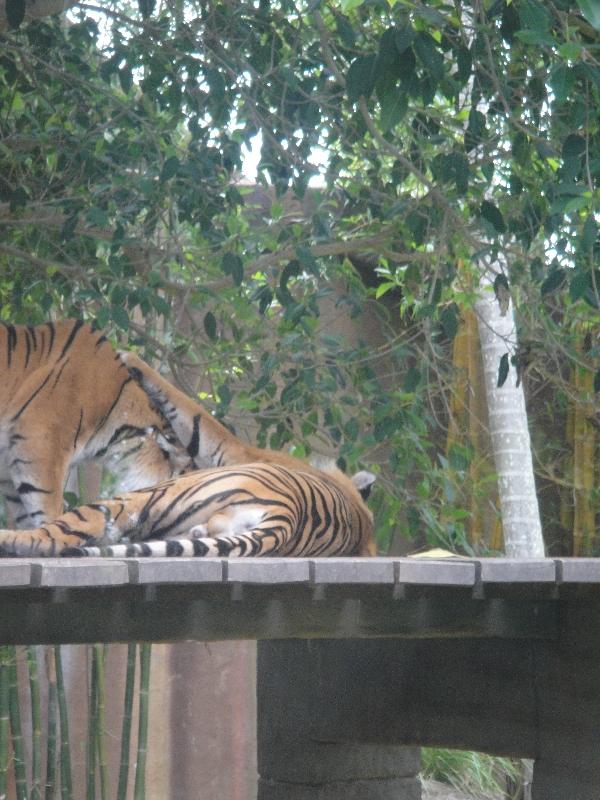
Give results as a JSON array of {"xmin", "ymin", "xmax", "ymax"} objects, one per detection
[
  {"xmin": 0, "ymin": 461, "xmax": 376, "ymax": 557},
  {"xmin": 0, "ymin": 320, "xmax": 191, "ymax": 529},
  {"xmin": 121, "ymin": 351, "xmax": 345, "ymax": 474}
]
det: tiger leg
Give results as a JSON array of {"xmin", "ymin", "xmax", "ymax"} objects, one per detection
[
  {"xmin": 6, "ymin": 410, "xmax": 74, "ymax": 527},
  {"xmin": 63, "ymin": 506, "xmax": 296, "ymax": 557},
  {"xmin": 0, "ymin": 501, "xmax": 129, "ymax": 555}
]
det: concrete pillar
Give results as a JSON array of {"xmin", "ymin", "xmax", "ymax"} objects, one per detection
[
  {"xmin": 258, "ymin": 740, "xmax": 421, "ymax": 800},
  {"xmin": 257, "ymin": 640, "xmax": 421, "ymax": 800},
  {"xmin": 531, "ymin": 601, "xmax": 600, "ymax": 800}
]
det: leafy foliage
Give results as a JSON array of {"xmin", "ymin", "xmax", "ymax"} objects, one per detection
[{"xmin": 1, "ymin": 0, "xmax": 599, "ymax": 552}]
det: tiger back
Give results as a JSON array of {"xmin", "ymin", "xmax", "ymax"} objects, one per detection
[
  {"xmin": 0, "ymin": 320, "xmax": 190, "ymax": 528},
  {"xmin": 0, "ymin": 462, "xmax": 376, "ymax": 557}
]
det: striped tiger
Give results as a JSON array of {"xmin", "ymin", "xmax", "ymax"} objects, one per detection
[
  {"xmin": 0, "ymin": 461, "xmax": 376, "ymax": 557},
  {"xmin": 121, "ymin": 351, "xmax": 343, "ymax": 474},
  {"xmin": 0, "ymin": 320, "xmax": 191, "ymax": 528}
]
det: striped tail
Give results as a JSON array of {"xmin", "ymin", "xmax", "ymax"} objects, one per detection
[{"xmin": 61, "ymin": 533, "xmax": 278, "ymax": 558}]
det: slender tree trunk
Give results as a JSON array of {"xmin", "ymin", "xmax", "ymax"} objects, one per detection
[{"xmin": 474, "ymin": 265, "xmax": 545, "ymax": 557}]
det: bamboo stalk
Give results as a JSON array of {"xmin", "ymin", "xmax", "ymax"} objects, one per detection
[
  {"xmin": 45, "ymin": 674, "xmax": 58, "ymax": 800},
  {"xmin": 54, "ymin": 647, "xmax": 73, "ymax": 800},
  {"xmin": 27, "ymin": 646, "xmax": 42, "ymax": 800},
  {"xmin": 573, "ymin": 364, "xmax": 596, "ymax": 555},
  {"xmin": 8, "ymin": 650, "xmax": 27, "ymax": 800},
  {"xmin": 94, "ymin": 645, "xmax": 108, "ymax": 800},
  {"xmin": 117, "ymin": 643, "xmax": 137, "ymax": 800},
  {"xmin": 86, "ymin": 646, "xmax": 98, "ymax": 800},
  {"xmin": 0, "ymin": 647, "xmax": 11, "ymax": 800},
  {"xmin": 134, "ymin": 643, "xmax": 152, "ymax": 800}
]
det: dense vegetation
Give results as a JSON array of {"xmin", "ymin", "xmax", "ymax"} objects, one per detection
[{"xmin": 1, "ymin": 0, "xmax": 599, "ymax": 554}]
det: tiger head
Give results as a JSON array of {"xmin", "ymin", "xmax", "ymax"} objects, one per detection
[{"xmin": 102, "ymin": 426, "xmax": 193, "ymax": 491}]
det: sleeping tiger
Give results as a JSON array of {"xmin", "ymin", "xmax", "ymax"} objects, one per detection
[
  {"xmin": 0, "ymin": 461, "xmax": 376, "ymax": 557},
  {"xmin": 0, "ymin": 320, "xmax": 191, "ymax": 529}
]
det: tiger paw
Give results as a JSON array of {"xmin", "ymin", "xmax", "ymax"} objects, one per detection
[
  {"xmin": 189, "ymin": 524, "xmax": 208, "ymax": 538},
  {"xmin": 61, "ymin": 547, "xmax": 87, "ymax": 557}
]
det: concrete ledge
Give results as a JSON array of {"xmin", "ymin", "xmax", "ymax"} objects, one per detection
[
  {"xmin": 398, "ymin": 559, "xmax": 476, "ymax": 586},
  {"xmin": 226, "ymin": 558, "xmax": 310, "ymax": 584},
  {"xmin": 311, "ymin": 558, "xmax": 395, "ymax": 584},
  {"xmin": 1, "ymin": 557, "xmax": 600, "ymax": 596},
  {"xmin": 129, "ymin": 557, "xmax": 223, "ymax": 584},
  {"xmin": 32, "ymin": 559, "xmax": 129, "ymax": 587},
  {"xmin": 0, "ymin": 560, "xmax": 32, "ymax": 587},
  {"xmin": 478, "ymin": 559, "xmax": 557, "ymax": 583},
  {"xmin": 556, "ymin": 559, "xmax": 600, "ymax": 583}
]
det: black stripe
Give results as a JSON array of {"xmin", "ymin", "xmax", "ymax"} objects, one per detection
[
  {"xmin": 28, "ymin": 325, "xmax": 37, "ymax": 350},
  {"xmin": 73, "ymin": 410, "xmax": 84, "ymax": 450},
  {"xmin": 166, "ymin": 540, "xmax": 184, "ymax": 556},
  {"xmin": 46, "ymin": 322, "xmax": 56, "ymax": 355},
  {"xmin": 24, "ymin": 328, "xmax": 31, "ymax": 368},
  {"xmin": 192, "ymin": 539, "xmax": 209, "ymax": 556},
  {"xmin": 4, "ymin": 324, "xmax": 16, "ymax": 367},
  {"xmin": 17, "ymin": 482, "xmax": 52, "ymax": 495},
  {"xmin": 90, "ymin": 377, "xmax": 133, "ymax": 438},
  {"xmin": 51, "ymin": 359, "xmax": 69, "ymax": 390},
  {"xmin": 15, "ymin": 510, "xmax": 44, "ymax": 524},
  {"xmin": 59, "ymin": 319, "xmax": 85, "ymax": 360},
  {"xmin": 187, "ymin": 414, "xmax": 200, "ymax": 457},
  {"xmin": 11, "ymin": 371, "xmax": 54, "ymax": 421}
]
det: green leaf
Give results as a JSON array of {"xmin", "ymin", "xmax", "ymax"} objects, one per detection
[
  {"xmin": 413, "ymin": 33, "xmax": 445, "ymax": 82},
  {"xmin": 6, "ymin": 0, "xmax": 25, "ymax": 28},
  {"xmin": 138, "ymin": 0, "xmax": 155, "ymax": 18},
  {"xmin": 456, "ymin": 45, "xmax": 472, "ymax": 84},
  {"xmin": 465, "ymin": 109, "xmax": 486, "ymax": 152},
  {"xmin": 111, "ymin": 305, "xmax": 130, "ymax": 330},
  {"xmin": 217, "ymin": 383, "xmax": 231, "ymax": 409},
  {"xmin": 203, "ymin": 311, "xmax": 217, "ymax": 341},
  {"xmin": 569, "ymin": 272, "xmax": 589, "ymax": 302},
  {"xmin": 549, "ymin": 65, "xmax": 574, "ymax": 103},
  {"xmin": 562, "ymin": 134, "xmax": 586, "ymax": 163},
  {"xmin": 379, "ymin": 89, "xmax": 407, "ymax": 132},
  {"xmin": 340, "ymin": 0, "xmax": 363, "ymax": 11},
  {"xmin": 518, "ymin": 0, "xmax": 552, "ymax": 31},
  {"xmin": 497, "ymin": 353, "xmax": 510, "ymax": 388},
  {"xmin": 581, "ymin": 216, "xmax": 597, "ymax": 251},
  {"xmin": 346, "ymin": 55, "xmax": 377, "ymax": 102},
  {"xmin": 480, "ymin": 201, "xmax": 506, "ymax": 234},
  {"xmin": 119, "ymin": 68, "xmax": 133, "ymax": 94},
  {"xmin": 296, "ymin": 246, "xmax": 318, "ymax": 274},
  {"xmin": 595, "ymin": 369, "xmax": 600, "ymax": 393},
  {"xmin": 9, "ymin": 187, "xmax": 28, "ymax": 212},
  {"xmin": 375, "ymin": 281, "xmax": 396, "ymax": 299},
  {"xmin": 558, "ymin": 42, "xmax": 582, "ymax": 60},
  {"xmin": 221, "ymin": 252, "xmax": 244, "ymax": 285},
  {"xmin": 403, "ymin": 366, "xmax": 421, "ymax": 392},
  {"xmin": 440, "ymin": 305, "xmax": 458, "ymax": 341},
  {"xmin": 160, "ymin": 156, "xmax": 180, "ymax": 182},
  {"xmin": 576, "ymin": 0, "xmax": 600, "ymax": 31},
  {"xmin": 394, "ymin": 25, "xmax": 415, "ymax": 53},
  {"xmin": 514, "ymin": 29, "xmax": 555, "ymax": 45},
  {"xmin": 280, "ymin": 259, "xmax": 301, "ymax": 291},
  {"xmin": 541, "ymin": 269, "xmax": 566, "ymax": 296}
]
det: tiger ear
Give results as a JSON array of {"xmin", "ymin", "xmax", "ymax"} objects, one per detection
[{"xmin": 352, "ymin": 471, "xmax": 376, "ymax": 501}]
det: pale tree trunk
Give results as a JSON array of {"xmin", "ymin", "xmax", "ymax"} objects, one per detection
[{"xmin": 474, "ymin": 263, "xmax": 545, "ymax": 557}]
